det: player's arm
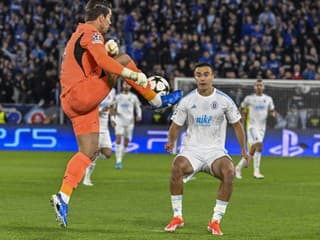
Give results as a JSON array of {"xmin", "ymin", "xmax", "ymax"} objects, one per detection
[
  {"xmin": 165, "ymin": 122, "xmax": 181, "ymax": 153},
  {"xmin": 87, "ymin": 43, "xmax": 147, "ymax": 87},
  {"xmin": 269, "ymin": 97, "xmax": 277, "ymax": 117},
  {"xmin": 110, "ymin": 106, "xmax": 116, "ymax": 127},
  {"xmin": 269, "ymin": 109, "xmax": 276, "ymax": 117},
  {"xmin": 165, "ymin": 99, "xmax": 186, "ymax": 153},
  {"xmin": 134, "ymin": 96, "xmax": 142, "ymax": 122},
  {"xmin": 239, "ymin": 107, "xmax": 247, "ymax": 124},
  {"xmin": 239, "ymin": 96, "xmax": 248, "ymax": 124},
  {"xmin": 110, "ymin": 97, "xmax": 117, "ymax": 127},
  {"xmin": 232, "ymin": 120, "xmax": 250, "ymax": 164}
]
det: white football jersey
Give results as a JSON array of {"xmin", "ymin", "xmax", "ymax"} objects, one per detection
[
  {"xmin": 172, "ymin": 88, "xmax": 241, "ymax": 151},
  {"xmin": 99, "ymin": 88, "xmax": 116, "ymax": 120},
  {"xmin": 241, "ymin": 93, "xmax": 275, "ymax": 130},
  {"xmin": 114, "ymin": 92, "xmax": 142, "ymax": 126}
]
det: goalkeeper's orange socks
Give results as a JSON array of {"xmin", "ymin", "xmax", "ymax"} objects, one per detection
[{"xmin": 59, "ymin": 152, "xmax": 91, "ymax": 203}]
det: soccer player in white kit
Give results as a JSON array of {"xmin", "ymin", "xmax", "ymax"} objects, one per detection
[
  {"xmin": 83, "ymin": 88, "xmax": 116, "ymax": 186},
  {"xmin": 164, "ymin": 63, "xmax": 249, "ymax": 235},
  {"xmin": 113, "ymin": 81, "xmax": 142, "ymax": 169},
  {"xmin": 235, "ymin": 79, "xmax": 276, "ymax": 179}
]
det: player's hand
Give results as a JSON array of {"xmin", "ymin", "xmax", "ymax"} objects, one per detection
[
  {"xmin": 241, "ymin": 150, "xmax": 250, "ymax": 167},
  {"xmin": 135, "ymin": 72, "xmax": 148, "ymax": 88},
  {"xmin": 165, "ymin": 141, "xmax": 174, "ymax": 153},
  {"xmin": 136, "ymin": 116, "xmax": 142, "ymax": 122},
  {"xmin": 105, "ymin": 39, "xmax": 119, "ymax": 56},
  {"xmin": 272, "ymin": 110, "xmax": 279, "ymax": 118},
  {"xmin": 121, "ymin": 68, "xmax": 148, "ymax": 88}
]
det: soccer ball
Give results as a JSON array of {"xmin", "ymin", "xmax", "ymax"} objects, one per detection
[{"xmin": 148, "ymin": 75, "xmax": 170, "ymax": 96}]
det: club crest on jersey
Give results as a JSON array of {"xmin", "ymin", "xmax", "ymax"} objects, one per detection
[
  {"xmin": 92, "ymin": 33, "xmax": 103, "ymax": 44},
  {"xmin": 211, "ymin": 101, "xmax": 218, "ymax": 109}
]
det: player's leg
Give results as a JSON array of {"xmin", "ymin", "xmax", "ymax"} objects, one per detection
[
  {"xmin": 63, "ymin": 76, "xmax": 112, "ymax": 115},
  {"xmin": 121, "ymin": 124, "xmax": 133, "ymax": 160},
  {"xmin": 115, "ymin": 135, "xmax": 123, "ymax": 169},
  {"xmin": 122, "ymin": 137, "xmax": 129, "ymax": 158},
  {"xmin": 235, "ymin": 143, "xmax": 251, "ymax": 179},
  {"xmin": 99, "ymin": 117, "xmax": 113, "ymax": 159},
  {"xmin": 51, "ymin": 133, "xmax": 98, "ymax": 227},
  {"xmin": 252, "ymin": 142, "xmax": 264, "ymax": 178},
  {"xmin": 83, "ymin": 130, "xmax": 102, "ymax": 186},
  {"xmin": 110, "ymin": 54, "xmax": 183, "ymax": 108},
  {"xmin": 209, "ymin": 156, "xmax": 234, "ymax": 235},
  {"xmin": 165, "ymin": 155, "xmax": 194, "ymax": 232},
  {"xmin": 51, "ymin": 107, "xmax": 99, "ymax": 227},
  {"xmin": 235, "ymin": 128, "xmax": 255, "ymax": 179},
  {"xmin": 83, "ymin": 157, "xmax": 97, "ymax": 186},
  {"xmin": 83, "ymin": 118, "xmax": 113, "ymax": 186},
  {"xmin": 115, "ymin": 125, "xmax": 123, "ymax": 169},
  {"xmin": 100, "ymin": 147, "xmax": 112, "ymax": 158}
]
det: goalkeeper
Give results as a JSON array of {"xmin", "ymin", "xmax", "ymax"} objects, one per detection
[{"xmin": 50, "ymin": 0, "xmax": 182, "ymax": 228}]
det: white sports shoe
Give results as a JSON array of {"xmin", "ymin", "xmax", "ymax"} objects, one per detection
[
  {"xmin": 83, "ymin": 178, "xmax": 93, "ymax": 186},
  {"xmin": 254, "ymin": 172, "xmax": 264, "ymax": 179},
  {"xmin": 235, "ymin": 167, "xmax": 242, "ymax": 179}
]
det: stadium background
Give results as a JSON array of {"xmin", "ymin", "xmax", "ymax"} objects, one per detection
[{"xmin": 0, "ymin": 0, "xmax": 319, "ymax": 156}]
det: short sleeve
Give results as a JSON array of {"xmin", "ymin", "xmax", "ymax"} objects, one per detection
[
  {"xmin": 240, "ymin": 96, "xmax": 249, "ymax": 108},
  {"xmin": 225, "ymin": 98, "xmax": 241, "ymax": 124},
  {"xmin": 171, "ymin": 100, "xmax": 187, "ymax": 126},
  {"xmin": 269, "ymin": 96, "xmax": 275, "ymax": 111}
]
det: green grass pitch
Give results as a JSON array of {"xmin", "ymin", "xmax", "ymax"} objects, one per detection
[{"xmin": 0, "ymin": 151, "xmax": 319, "ymax": 240}]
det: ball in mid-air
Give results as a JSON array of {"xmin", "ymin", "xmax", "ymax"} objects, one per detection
[{"xmin": 148, "ymin": 76, "xmax": 170, "ymax": 96}]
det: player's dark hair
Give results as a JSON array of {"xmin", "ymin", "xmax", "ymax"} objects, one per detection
[
  {"xmin": 85, "ymin": 0, "xmax": 111, "ymax": 21},
  {"xmin": 256, "ymin": 78, "xmax": 263, "ymax": 83},
  {"xmin": 194, "ymin": 62, "xmax": 215, "ymax": 74}
]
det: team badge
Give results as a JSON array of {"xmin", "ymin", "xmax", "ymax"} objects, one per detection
[
  {"xmin": 211, "ymin": 101, "xmax": 218, "ymax": 109},
  {"xmin": 92, "ymin": 33, "xmax": 103, "ymax": 44}
]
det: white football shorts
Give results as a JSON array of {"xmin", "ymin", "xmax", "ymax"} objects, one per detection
[
  {"xmin": 115, "ymin": 124, "xmax": 134, "ymax": 141},
  {"xmin": 99, "ymin": 117, "xmax": 112, "ymax": 148},
  {"xmin": 247, "ymin": 127, "xmax": 265, "ymax": 145},
  {"xmin": 176, "ymin": 148, "xmax": 232, "ymax": 183}
]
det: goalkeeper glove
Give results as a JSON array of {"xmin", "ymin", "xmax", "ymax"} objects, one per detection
[
  {"xmin": 121, "ymin": 68, "xmax": 148, "ymax": 88},
  {"xmin": 105, "ymin": 39, "xmax": 119, "ymax": 56}
]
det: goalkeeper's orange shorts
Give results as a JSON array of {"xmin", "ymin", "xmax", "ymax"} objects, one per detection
[{"xmin": 60, "ymin": 75, "xmax": 111, "ymax": 136}]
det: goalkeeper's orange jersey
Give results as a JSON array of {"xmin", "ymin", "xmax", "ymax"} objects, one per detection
[{"xmin": 60, "ymin": 23, "xmax": 124, "ymax": 96}]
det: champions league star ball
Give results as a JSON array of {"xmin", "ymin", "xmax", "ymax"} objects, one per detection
[{"xmin": 148, "ymin": 75, "xmax": 170, "ymax": 96}]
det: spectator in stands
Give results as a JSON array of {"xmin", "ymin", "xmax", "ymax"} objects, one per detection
[
  {"xmin": 258, "ymin": 6, "xmax": 276, "ymax": 29},
  {"xmin": 291, "ymin": 64, "xmax": 303, "ymax": 80},
  {"xmin": 0, "ymin": 0, "xmax": 320, "ymax": 109},
  {"xmin": 303, "ymin": 62, "xmax": 316, "ymax": 80},
  {"xmin": 123, "ymin": 10, "xmax": 138, "ymax": 57},
  {"xmin": 248, "ymin": 60, "xmax": 263, "ymax": 78},
  {"xmin": 305, "ymin": 47, "xmax": 319, "ymax": 66},
  {"xmin": 198, "ymin": 50, "xmax": 213, "ymax": 65},
  {"xmin": 241, "ymin": 15, "xmax": 254, "ymax": 37},
  {"xmin": 268, "ymin": 52, "xmax": 281, "ymax": 76}
]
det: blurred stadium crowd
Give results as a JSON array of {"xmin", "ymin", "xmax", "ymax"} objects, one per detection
[{"xmin": 0, "ymin": 0, "xmax": 319, "ymax": 107}]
